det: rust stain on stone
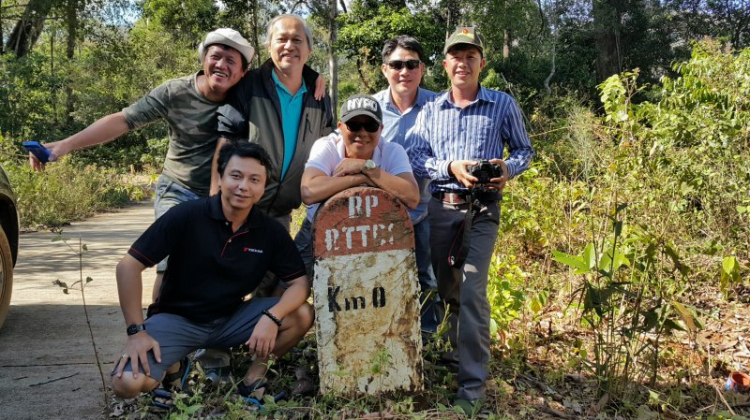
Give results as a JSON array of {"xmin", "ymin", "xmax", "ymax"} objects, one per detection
[{"xmin": 312, "ymin": 187, "xmax": 414, "ymax": 259}]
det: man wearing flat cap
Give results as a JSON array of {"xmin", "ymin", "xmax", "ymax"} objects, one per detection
[
  {"xmin": 408, "ymin": 26, "xmax": 534, "ymax": 414},
  {"xmin": 29, "ymin": 28, "xmax": 254, "ymax": 289},
  {"xmin": 295, "ymin": 94, "xmax": 420, "ymax": 274}
]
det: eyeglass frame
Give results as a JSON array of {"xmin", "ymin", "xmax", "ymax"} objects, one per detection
[
  {"xmin": 344, "ymin": 120, "xmax": 380, "ymax": 133},
  {"xmin": 386, "ymin": 59, "xmax": 422, "ymax": 71}
]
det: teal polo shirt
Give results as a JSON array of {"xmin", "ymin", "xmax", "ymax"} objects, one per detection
[{"xmin": 271, "ymin": 71, "xmax": 307, "ymax": 179}]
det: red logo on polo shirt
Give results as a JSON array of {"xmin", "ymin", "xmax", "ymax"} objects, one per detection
[{"xmin": 244, "ymin": 247, "xmax": 263, "ymax": 254}]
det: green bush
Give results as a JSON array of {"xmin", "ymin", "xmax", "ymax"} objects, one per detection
[{"xmin": 0, "ymin": 134, "xmax": 150, "ymax": 229}]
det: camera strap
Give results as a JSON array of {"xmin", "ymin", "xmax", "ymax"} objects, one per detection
[{"xmin": 448, "ymin": 194, "xmax": 483, "ymax": 268}]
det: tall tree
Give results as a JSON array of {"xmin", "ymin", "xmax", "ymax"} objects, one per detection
[
  {"xmin": 337, "ymin": 1, "xmax": 444, "ymax": 92},
  {"xmin": 5, "ymin": 0, "xmax": 57, "ymax": 57}
]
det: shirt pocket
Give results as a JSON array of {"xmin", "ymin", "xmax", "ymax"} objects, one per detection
[{"xmin": 468, "ymin": 116, "xmax": 500, "ymax": 157}]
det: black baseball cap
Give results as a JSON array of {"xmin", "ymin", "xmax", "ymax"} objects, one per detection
[{"xmin": 340, "ymin": 94, "xmax": 383, "ymax": 125}]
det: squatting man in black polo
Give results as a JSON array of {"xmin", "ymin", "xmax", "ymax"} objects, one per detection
[{"xmin": 110, "ymin": 142, "xmax": 313, "ymax": 401}]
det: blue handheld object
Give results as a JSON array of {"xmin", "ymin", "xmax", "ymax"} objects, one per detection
[{"xmin": 22, "ymin": 141, "xmax": 52, "ymax": 163}]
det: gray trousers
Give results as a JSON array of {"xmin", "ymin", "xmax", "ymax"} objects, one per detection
[{"xmin": 429, "ymin": 197, "xmax": 500, "ymax": 401}]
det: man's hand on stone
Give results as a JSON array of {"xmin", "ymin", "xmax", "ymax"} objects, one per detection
[
  {"xmin": 334, "ymin": 158, "xmax": 366, "ymax": 177},
  {"xmin": 114, "ymin": 332, "xmax": 161, "ymax": 379},
  {"xmin": 246, "ymin": 316, "xmax": 278, "ymax": 359}
]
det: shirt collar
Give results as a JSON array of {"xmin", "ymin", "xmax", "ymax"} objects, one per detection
[
  {"xmin": 437, "ymin": 84, "xmax": 493, "ymax": 108},
  {"xmin": 383, "ymin": 88, "xmax": 429, "ymax": 113},
  {"xmin": 208, "ymin": 193, "xmax": 262, "ymax": 229},
  {"xmin": 271, "ymin": 70, "xmax": 308, "ymax": 97}
]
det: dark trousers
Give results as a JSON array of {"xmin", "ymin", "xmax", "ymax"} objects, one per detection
[{"xmin": 429, "ymin": 197, "xmax": 500, "ymax": 401}]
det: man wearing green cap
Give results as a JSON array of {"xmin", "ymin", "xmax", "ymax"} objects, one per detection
[{"xmin": 408, "ymin": 26, "xmax": 534, "ymax": 414}]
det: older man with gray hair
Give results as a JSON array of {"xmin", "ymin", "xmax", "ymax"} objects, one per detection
[{"xmin": 216, "ymin": 14, "xmax": 334, "ymax": 232}]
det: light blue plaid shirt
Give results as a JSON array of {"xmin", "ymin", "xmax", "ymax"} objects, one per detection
[
  {"xmin": 373, "ymin": 87, "xmax": 437, "ymax": 223},
  {"xmin": 408, "ymin": 86, "xmax": 534, "ymax": 193}
]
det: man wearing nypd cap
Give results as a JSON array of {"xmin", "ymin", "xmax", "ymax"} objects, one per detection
[
  {"xmin": 408, "ymin": 26, "xmax": 534, "ymax": 414},
  {"xmin": 295, "ymin": 94, "xmax": 420, "ymax": 273}
]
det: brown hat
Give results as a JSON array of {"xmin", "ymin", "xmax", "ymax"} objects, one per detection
[{"xmin": 443, "ymin": 26, "xmax": 484, "ymax": 55}]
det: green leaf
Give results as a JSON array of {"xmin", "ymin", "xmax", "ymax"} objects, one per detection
[
  {"xmin": 62, "ymin": 289, "xmax": 69, "ymax": 295},
  {"xmin": 583, "ymin": 243, "xmax": 596, "ymax": 270},
  {"xmin": 723, "ymin": 256, "xmax": 737, "ymax": 274},
  {"xmin": 662, "ymin": 319, "xmax": 685, "ymax": 332},
  {"xmin": 552, "ymin": 251, "xmax": 589, "ymax": 273},
  {"xmin": 673, "ymin": 301, "xmax": 699, "ymax": 332},
  {"xmin": 721, "ymin": 256, "xmax": 741, "ymax": 291},
  {"xmin": 82, "ymin": 244, "xmax": 88, "ymax": 251},
  {"xmin": 85, "ymin": 277, "xmax": 93, "ymax": 283},
  {"xmin": 648, "ymin": 389, "xmax": 660, "ymax": 405}
]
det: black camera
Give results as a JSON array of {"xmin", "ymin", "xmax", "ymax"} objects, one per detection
[{"xmin": 467, "ymin": 160, "xmax": 503, "ymax": 191}]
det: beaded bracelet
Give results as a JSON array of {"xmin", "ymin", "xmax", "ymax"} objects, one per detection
[{"xmin": 262, "ymin": 310, "xmax": 283, "ymax": 327}]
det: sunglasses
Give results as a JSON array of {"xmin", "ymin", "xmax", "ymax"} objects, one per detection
[
  {"xmin": 345, "ymin": 120, "xmax": 380, "ymax": 133},
  {"xmin": 386, "ymin": 59, "xmax": 421, "ymax": 70}
]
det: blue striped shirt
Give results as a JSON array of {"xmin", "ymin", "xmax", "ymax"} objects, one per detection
[
  {"xmin": 408, "ymin": 86, "xmax": 534, "ymax": 193},
  {"xmin": 373, "ymin": 87, "xmax": 437, "ymax": 223}
]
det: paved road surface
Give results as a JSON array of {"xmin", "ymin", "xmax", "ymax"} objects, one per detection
[{"xmin": 0, "ymin": 203, "xmax": 156, "ymax": 420}]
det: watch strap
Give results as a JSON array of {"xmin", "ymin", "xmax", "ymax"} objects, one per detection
[{"xmin": 126, "ymin": 323, "xmax": 146, "ymax": 336}]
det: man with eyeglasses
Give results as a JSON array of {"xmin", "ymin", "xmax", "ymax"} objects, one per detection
[
  {"xmin": 373, "ymin": 35, "xmax": 440, "ymax": 336},
  {"xmin": 408, "ymin": 27, "xmax": 534, "ymax": 415},
  {"xmin": 295, "ymin": 94, "xmax": 420, "ymax": 274}
]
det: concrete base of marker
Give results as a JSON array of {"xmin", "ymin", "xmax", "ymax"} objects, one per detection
[{"xmin": 312, "ymin": 187, "xmax": 423, "ymax": 395}]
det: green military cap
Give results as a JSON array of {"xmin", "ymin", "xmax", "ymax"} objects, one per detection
[{"xmin": 443, "ymin": 26, "xmax": 485, "ymax": 55}]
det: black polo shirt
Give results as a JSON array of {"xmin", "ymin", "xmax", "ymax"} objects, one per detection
[{"xmin": 128, "ymin": 194, "xmax": 305, "ymax": 323}]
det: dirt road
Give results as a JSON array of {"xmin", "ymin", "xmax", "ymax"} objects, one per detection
[{"xmin": 0, "ymin": 203, "xmax": 156, "ymax": 420}]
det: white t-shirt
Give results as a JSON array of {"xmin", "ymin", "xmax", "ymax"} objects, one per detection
[{"xmin": 305, "ymin": 132, "xmax": 413, "ymax": 221}]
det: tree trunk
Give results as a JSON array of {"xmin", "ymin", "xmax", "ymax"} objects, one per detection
[
  {"xmin": 329, "ymin": 0, "xmax": 339, "ymax": 120},
  {"xmin": 0, "ymin": 0, "xmax": 4, "ymax": 55},
  {"xmin": 5, "ymin": 0, "xmax": 55, "ymax": 57},
  {"xmin": 248, "ymin": 0, "xmax": 261, "ymax": 67},
  {"xmin": 593, "ymin": 0, "xmax": 623, "ymax": 82},
  {"xmin": 503, "ymin": 29, "xmax": 510, "ymax": 59},
  {"xmin": 65, "ymin": 0, "xmax": 78, "ymax": 124}
]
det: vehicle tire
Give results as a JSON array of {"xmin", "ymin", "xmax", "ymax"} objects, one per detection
[{"xmin": 0, "ymin": 227, "xmax": 14, "ymax": 329}]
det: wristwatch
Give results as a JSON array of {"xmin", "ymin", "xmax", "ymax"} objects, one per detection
[
  {"xmin": 363, "ymin": 159, "xmax": 377, "ymax": 171},
  {"xmin": 126, "ymin": 323, "xmax": 146, "ymax": 336}
]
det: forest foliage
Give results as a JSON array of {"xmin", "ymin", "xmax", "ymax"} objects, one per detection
[{"xmin": 0, "ymin": 0, "xmax": 749, "ymax": 416}]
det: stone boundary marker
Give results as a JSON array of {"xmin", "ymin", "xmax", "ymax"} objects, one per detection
[{"xmin": 312, "ymin": 186, "xmax": 423, "ymax": 394}]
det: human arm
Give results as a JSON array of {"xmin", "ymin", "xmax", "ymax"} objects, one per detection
[
  {"xmin": 405, "ymin": 107, "xmax": 452, "ymax": 181},
  {"xmin": 113, "ymin": 254, "xmax": 161, "ymax": 379},
  {"xmin": 330, "ymin": 154, "xmax": 418, "ymax": 208},
  {"xmin": 210, "ymin": 137, "xmax": 231, "ymax": 196},
  {"xmin": 245, "ymin": 275, "xmax": 309, "ymax": 358},
  {"xmin": 302, "ymin": 64, "xmax": 326, "ymax": 101},
  {"xmin": 300, "ymin": 167, "xmax": 372, "ymax": 205},
  {"xmin": 447, "ymin": 159, "xmax": 509, "ymax": 191},
  {"xmin": 500, "ymin": 99, "xmax": 534, "ymax": 179},
  {"xmin": 30, "ymin": 112, "xmax": 130, "ymax": 170}
]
